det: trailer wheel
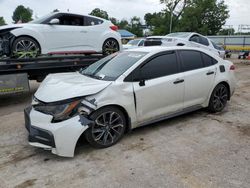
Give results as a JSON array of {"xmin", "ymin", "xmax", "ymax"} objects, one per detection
[{"xmin": 12, "ymin": 36, "xmax": 41, "ymax": 59}]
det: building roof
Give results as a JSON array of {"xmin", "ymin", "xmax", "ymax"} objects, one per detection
[{"xmin": 118, "ymin": 29, "xmax": 136, "ymax": 38}]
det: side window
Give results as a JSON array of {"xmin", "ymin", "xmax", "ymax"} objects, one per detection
[
  {"xmin": 58, "ymin": 15, "xmax": 83, "ymax": 26},
  {"xmin": 138, "ymin": 40, "xmax": 145, "ymax": 46},
  {"xmin": 201, "ymin": 53, "xmax": 218, "ymax": 67},
  {"xmin": 137, "ymin": 52, "xmax": 178, "ymax": 80},
  {"xmin": 179, "ymin": 50, "xmax": 204, "ymax": 71},
  {"xmin": 84, "ymin": 16, "xmax": 104, "ymax": 26},
  {"xmin": 199, "ymin": 36, "xmax": 209, "ymax": 46},
  {"xmin": 189, "ymin": 35, "xmax": 199, "ymax": 43}
]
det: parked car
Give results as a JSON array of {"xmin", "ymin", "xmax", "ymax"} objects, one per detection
[
  {"xmin": 145, "ymin": 32, "xmax": 225, "ymax": 58},
  {"xmin": 0, "ymin": 12, "xmax": 122, "ymax": 58},
  {"xmin": 25, "ymin": 46, "xmax": 236, "ymax": 157},
  {"xmin": 238, "ymin": 51, "xmax": 249, "ymax": 59},
  {"xmin": 123, "ymin": 38, "xmax": 145, "ymax": 49}
]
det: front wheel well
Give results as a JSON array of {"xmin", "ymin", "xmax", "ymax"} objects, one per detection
[
  {"xmin": 91, "ymin": 104, "xmax": 131, "ymax": 133},
  {"xmin": 12, "ymin": 35, "xmax": 41, "ymax": 51},
  {"xmin": 217, "ymin": 81, "xmax": 231, "ymax": 100}
]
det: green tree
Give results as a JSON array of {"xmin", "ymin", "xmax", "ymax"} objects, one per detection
[
  {"xmin": 89, "ymin": 8, "xmax": 109, "ymax": 20},
  {"xmin": 0, "ymin": 17, "xmax": 6, "ymax": 26},
  {"xmin": 145, "ymin": 12, "xmax": 170, "ymax": 35},
  {"xmin": 127, "ymin": 16, "xmax": 143, "ymax": 37},
  {"xmin": 218, "ymin": 28, "xmax": 235, "ymax": 35},
  {"xmin": 12, "ymin": 5, "xmax": 33, "ymax": 23},
  {"xmin": 117, "ymin": 19, "xmax": 129, "ymax": 29},
  {"xmin": 175, "ymin": 0, "xmax": 229, "ymax": 35}
]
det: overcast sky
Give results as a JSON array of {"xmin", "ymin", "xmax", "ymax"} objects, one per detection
[{"xmin": 0, "ymin": 0, "xmax": 249, "ymax": 31}]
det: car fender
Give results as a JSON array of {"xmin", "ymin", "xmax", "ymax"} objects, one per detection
[
  {"xmin": 10, "ymin": 27, "xmax": 47, "ymax": 54},
  {"xmin": 100, "ymin": 30, "xmax": 122, "ymax": 50}
]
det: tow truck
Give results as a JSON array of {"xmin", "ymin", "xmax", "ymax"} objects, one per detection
[{"xmin": 0, "ymin": 55, "xmax": 105, "ymax": 95}]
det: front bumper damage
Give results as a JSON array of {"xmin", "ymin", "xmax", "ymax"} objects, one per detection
[
  {"xmin": 0, "ymin": 29, "xmax": 16, "ymax": 57},
  {"xmin": 24, "ymin": 106, "xmax": 93, "ymax": 157}
]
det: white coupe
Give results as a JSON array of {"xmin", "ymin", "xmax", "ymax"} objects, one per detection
[
  {"xmin": 0, "ymin": 12, "xmax": 122, "ymax": 58},
  {"xmin": 25, "ymin": 46, "xmax": 236, "ymax": 157}
]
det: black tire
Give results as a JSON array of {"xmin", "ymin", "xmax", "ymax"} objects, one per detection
[
  {"xmin": 208, "ymin": 84, "xmax": 229, "ymax": 113},
  {"xmin": 102, "ymin": 38, "xmax": 119, "ymax": 55},
  {"xmin": 85, "ymin": 106, "xmax": 126, "ymax": 148},
  {"xmin": 12, "ymin": 36, "xmax": 41, "ymax": 58}
]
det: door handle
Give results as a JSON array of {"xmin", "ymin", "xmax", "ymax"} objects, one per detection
[
  {"xmin": 173, "ymin": 79, "xmax": 184, "ymax": 84},
  {"xmin": 206, "ymin": 71, "xmax": 215, "ymax": 75},
  {"xmin": 80, "ymin": 30, "xmax": 87, "ymax": 33}
]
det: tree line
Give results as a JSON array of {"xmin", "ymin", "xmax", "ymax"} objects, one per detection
[{"xmin": 0, "ymin": 1, "xmax": 241, "ymax": 36}]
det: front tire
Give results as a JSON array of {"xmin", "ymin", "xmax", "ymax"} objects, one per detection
[
  {"xmin": 208, "ymin": 84, "xmax": 229, "ymax": 113},
  {"xmin": 12, "ymin": 36, "xmax": 41, "ymax": 58},
  {"xmin": 85, "ymin": 107, "xmax": 126, "ymax": 148},
  {"xmin": 102, "ymin": 38, "xmax": 119, "ymax": 55}
]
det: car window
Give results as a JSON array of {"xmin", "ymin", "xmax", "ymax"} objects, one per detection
[
  {"xmin": 84, "ymin": 16, "xmax": 103, "ymax": 26},
  {"xmin": 179, "ymin": 50, "xmax": 204, "ymax": 71},
  {"xmin": 199, "ymin": 36, "xmax": 209, "ymax": 46},
  {"xmin": 58, "ymin": 15, "xmax": 84, "ymax": 26},
  {"xmin": 136, "ymin": 52, "xmax": 178, "ymax": 80},
  {"xmin": 201, "ymin": 53, "xmax": 218, "ymax": 67},
  {"xmin": 80, "ymin": 51, "xmax": 148, "ymax": 81},
  {"xmin": 189, "ymin": 35, "xmax": 199, "ymax": 43},
  {"xmin": 138, "ymin": 40, "xmax": 145, "ymax": 46},
  {"xmin": 211, "ymin": 41, "xmax": 223, "ymax": 50}
]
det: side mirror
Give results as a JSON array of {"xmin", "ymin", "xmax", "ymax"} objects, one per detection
[
  {"xmin": 49, "ymin": 18, "xmax": 59, "ymax": 25},
  {"xmin": 139, "ymin": 79, "xmax": 145, "ymax": 87}
]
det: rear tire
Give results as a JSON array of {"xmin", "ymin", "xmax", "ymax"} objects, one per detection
[
  {"xmin": 208, "ymin": 84, "xmax": 229, "ymax": 113},
  {"xmin": 102, "ymin": 38, "xmax": 119, "ymax": 55},
  {"xmin": 85, "ymin": 106, "xmax": 126, "ymax": 148},
  {"xmin": 12, "ymin": 36, "xmax": 41, "ymax": 58}
]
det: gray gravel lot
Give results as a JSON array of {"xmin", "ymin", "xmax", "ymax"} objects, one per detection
[{"xmin": 0, "ymin": 60, "xmax": 249, "ymax": 188}]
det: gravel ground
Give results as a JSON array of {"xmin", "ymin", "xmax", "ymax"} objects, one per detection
[{"xmin": 0, "ymin": 60, "xmax": 249, "ymax": 188}]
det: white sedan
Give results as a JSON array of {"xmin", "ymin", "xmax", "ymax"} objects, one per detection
[
  {"xmin": 0, "ymin": 12, "xmax": 122, "ymax": 58},
  {"xmin": 145, "ymin": 32, "xmax": 225, "ymax": 58},
  {"xmin": 25, "ymin": 46, "xmax": 236, "ymax": 157},
  {"xmin": 122, "ymin": 38, "xmax": 145, "ymax": 49}
]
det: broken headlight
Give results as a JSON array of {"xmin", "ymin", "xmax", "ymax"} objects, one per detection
[{"xmin": 34, "ymin": 100, "xmax": 81, "ymax": 122}]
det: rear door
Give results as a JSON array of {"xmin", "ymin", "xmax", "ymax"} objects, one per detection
[
  {"xmin": 132, "ymin": 51, "xmax": 184, "ymax": 124},
  {"xmin": 178, "ymin": 50, "xmax": 217, "ymax": 108}
]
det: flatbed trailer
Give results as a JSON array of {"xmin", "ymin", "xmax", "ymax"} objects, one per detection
[{"xmin": 0, "ymin": 55, "xmax": 105, "ymax": 95}]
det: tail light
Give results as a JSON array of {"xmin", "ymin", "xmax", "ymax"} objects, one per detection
[
  {"xmin": 230, "ymin": 65, "xmax": 236, "ymax": 70},
  {"xmin": 110, "ymin": 25, "xmax": 118, "ymax": 31}
]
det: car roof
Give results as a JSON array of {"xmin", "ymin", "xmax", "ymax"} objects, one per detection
[{"xmin": 126, "ymin": 46, "xmax": 218, "ymax": 58}]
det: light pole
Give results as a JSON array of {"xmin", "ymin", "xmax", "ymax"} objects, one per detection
[{"xmin": 169, "ymin": 6, "xmax": 173, "ymax": 33}]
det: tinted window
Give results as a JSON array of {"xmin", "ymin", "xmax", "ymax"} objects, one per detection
[
  {"xmin": 189, "ymin": 35, "xmax": 199, "ymax": 43},
  {"xmin": 138, "ymin": 40, "xmax": 145, "ymax": 46},
  {"xmin": 85, "ymin": 16, "xmax": 103, "ymax": 26},
  {"xmin": 179, "ymin": 50, "xmax": 204, "ymax": 71},
  {"xmin": 58, "ymin": 15, "xmax": 84, "ymax": 26},
  {"xmin": 201, "ymin": 53, "xmax": 218, "ymax": 67},
  {"xmin": 199, "ymin": 36, "xmax": 209, "ymax": 46},
  {"xmin": 137, "ymin": 52, "xmax": 178, "ymax": 80}
]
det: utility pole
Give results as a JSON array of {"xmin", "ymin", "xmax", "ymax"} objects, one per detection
[{"xmin": 169, "ymin": 6, "xmax": 173, "ymax": 33}]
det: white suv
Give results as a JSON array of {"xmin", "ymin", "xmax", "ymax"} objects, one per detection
[{"xmin": 25, "ymin": 46, "xmax": 236, "ymax": 157}]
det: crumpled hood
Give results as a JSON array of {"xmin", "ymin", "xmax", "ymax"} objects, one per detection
[
  {"xmin": 35, "ymin": 72, "xmax": 112, "ymax": 103},
  {"xmin": 0, "ymin": 24, "xmax": 26, "ymax": 31}
]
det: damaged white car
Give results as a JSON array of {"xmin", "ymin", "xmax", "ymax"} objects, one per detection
[{"xmin": 25, "ymin": 46, "xmax": 236, "ymax": 157}]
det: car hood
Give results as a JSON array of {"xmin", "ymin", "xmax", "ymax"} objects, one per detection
[
  {"xmin": 0, "ymin": 24, "xmax": 25, "ymax": 31},
  {"xmin": 35, "ymin": 72, "xmax": 112, "ymax": 103}
]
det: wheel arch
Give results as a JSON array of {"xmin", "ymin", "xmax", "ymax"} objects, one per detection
[
  {"xmin": 215, "ymin": 81, "xmax": 231, "ymax": 100},
  {"xmin": 92, "ymin": 104, "xmax": 132, "ymax": 133},
  {"xmin": 102, "ymin": 37, "xmax": 120, "ymax": 50},
  {"xmin": 12, "ymin": 35, "xmax": 41, "ymax": 51}
]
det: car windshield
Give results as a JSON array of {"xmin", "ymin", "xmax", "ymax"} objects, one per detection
[
  {"xmin": 127, "ymin": 39, "xmax": 140, "ymax": 46},
  {"xmin": 30, "ymin": 13, "xmax": 55, "ymax": 24},
  {"xmin": 166, "ymin": 32, "xmax": 191, "ymax": 38},
  {"xmin": 80, "ymin": 51, "xmax": 148, "ymax": 81}
]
